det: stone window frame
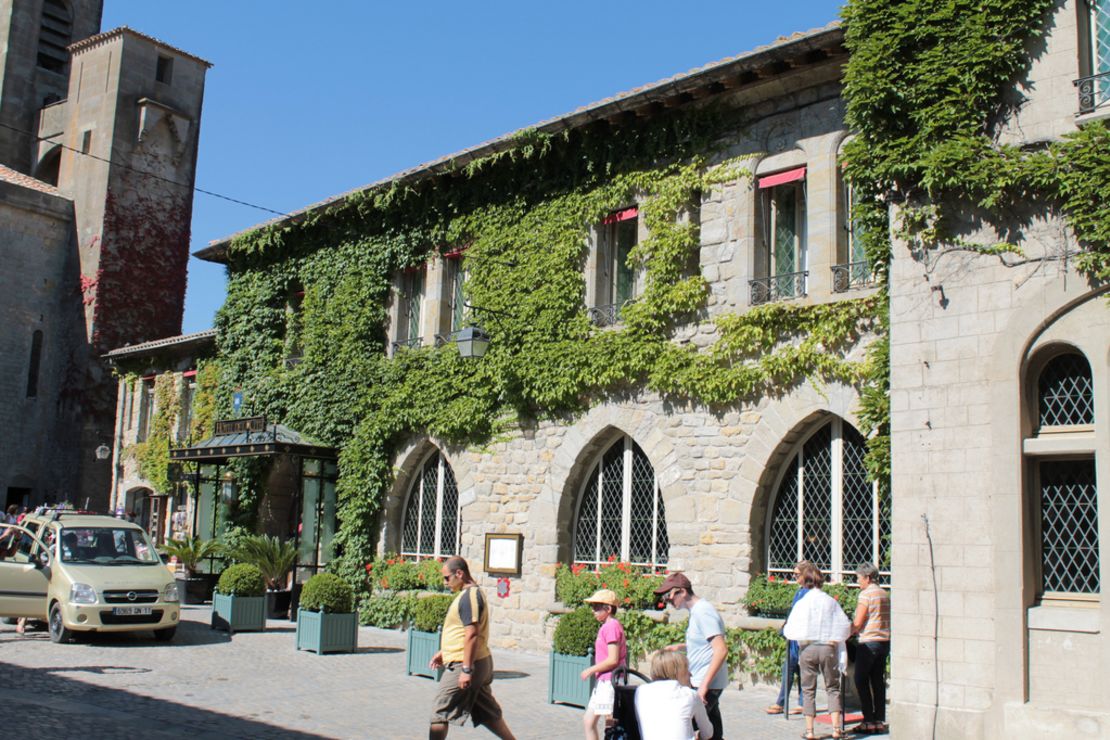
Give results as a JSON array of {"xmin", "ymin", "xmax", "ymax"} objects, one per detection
[
  {"xmin": 1023, "ymin": 344, "xmax": 1100, "ymax": 605},
  {"xmin": 752, "ymin": 165, "xmax": 809, "ymax": 304},
  {"xmin": 440, "ymin": 251, "xmax": 468, "ymax": 337},
  {"xmin": 390, "ymin": 265, "xmax": 426, "ymax": 353},
  {"xmin": 571, "ymin": 434, "xmax": 669, "ymax": 570},
  {"xmin": 135, "ymin": 377, "xmax": 156, "ymax": 443},
  {"xmin": 764, "ymin": 416, "xmax": 888, "ymax": 584},
  {"xmin": 399, "ymin": 450, "xmax": 460, "ymax": 561}
]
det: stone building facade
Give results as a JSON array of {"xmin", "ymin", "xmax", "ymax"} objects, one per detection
[
  {"xmin": 0, "ymin": 0, "xmax": 209, "ymax": 511},
  {"xmin": 887, "ymin": 1, "xmax": 1110, "ymax": 737}
]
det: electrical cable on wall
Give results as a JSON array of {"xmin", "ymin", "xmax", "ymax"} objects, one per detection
[
  {"xmin": 922, "ymin": 512, "xmax": 940, "ymax": 740},
  {"xmin": 0, "ymin": 121, "xmax": 287, "ymax": 217}
]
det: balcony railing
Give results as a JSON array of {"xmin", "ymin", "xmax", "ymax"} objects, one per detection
[
  {"xmin": 433, "ymin": 331, "xmax": 463, "ymax": 347},
  {"xmin": 831, "ymin": 261, "xmax": 876, "ymax": 293},
  {"xmin": 749, "ymin": 271, "xmax": 808, "ymax": 306},
  {"xmin": 390, "ymin": 336, "xmax": 423, "ymax": 354},
  {"xmin": 587, "ymin": 300, "xmax": 630, "ymax": 328},
  {"xmin": 1075, "ymin": 71, "xmax": 1110, "ymax": 114}
]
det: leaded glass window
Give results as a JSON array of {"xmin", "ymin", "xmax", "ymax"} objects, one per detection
[
  {"xmin": 1038, "ymin": 353, "xmax": 1094, "ymax": 428},
  {"xmin": 766, "ymin": 418, "xmax": 888, "ymax": 583},
  {"xmin": 1040, "ymin": 460, "xmax": 1100, "ymax": 594},
  {"xmin": 573, "ymin": 436, "xmax": 668, "ymax": 569},
  {"xmin": 401, "ymin": 451, "xmax": 459, "ymax": 560},
  {"xmin": 761, "ymin": 180, "xmax": 807, "ymax": 298}
]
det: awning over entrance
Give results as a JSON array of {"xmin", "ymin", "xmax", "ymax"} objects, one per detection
[{"xmin": 169, "ymin": 416, "xmax": 336, "ymax": 462}]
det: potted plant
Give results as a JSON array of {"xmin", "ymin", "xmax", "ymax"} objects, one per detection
[
  {"xmin": 162, "ymin": 537, "xmax": 220, "ymax": 604},
  {"xmin": 406, "ymin": 594, "xmax": 453, "ymax": 679},
  {"xmin": 548, "ymin": 606, "xmax": 597, "ymax": 707},
  {"xmin": 211, "ymin": 563, "xmax": 267, "ymax": 634},
  {"xmin": 296, "ymin": 572, "xmax": 358, "ymax": 654},
  {"xmin": 223, "ymin": 534, "xmax": 297, "ymax": 619}
]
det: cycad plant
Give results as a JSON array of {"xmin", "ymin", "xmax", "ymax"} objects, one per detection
[
  {"xmin": 162, "ymin": 537, "xmax": 220, "ymax": 575},
  {"xmin": 223, "ymin": 534, "xmax": 297, "ymax": 591}
]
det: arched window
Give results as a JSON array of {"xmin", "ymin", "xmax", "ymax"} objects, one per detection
[
  {"xmin": 573, "ymin": 436, "xmax": 668, "ymax": 569},
  {"xmin": 766, "ymin": 417, "xmax": 889, "ymax": 583},
  {"xmin": 1027, "ymin": 350, "xmax": 1099, "ymax": 597},
  {"xmin": 37, "ymin": 0, "xmax": 72, "ymax": 74},
  {"xmin": 401, "ymin": 451, "xmax": 459, "ymax": 560}
]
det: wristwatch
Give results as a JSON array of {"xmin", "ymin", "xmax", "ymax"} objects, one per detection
[{"xmin": 460, "ymin": 666, "xmax": 473, "ymax": 675}]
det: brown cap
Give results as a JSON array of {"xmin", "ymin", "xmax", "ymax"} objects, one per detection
[{"xmin": 653, "ymin": 572, "xmax": 693, "ymax": 594}]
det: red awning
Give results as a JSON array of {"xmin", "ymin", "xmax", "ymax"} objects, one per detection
[
  {"xmin": 758, "ymin": 166, "xmax": 807, "ymax": 189},
  {"xmin": 183, "ymin": 369, "xmax": 198, "ymax": 378},
  {"xmin": 602, "ymin": 206, "xmax": 638, "ymax": 224}
]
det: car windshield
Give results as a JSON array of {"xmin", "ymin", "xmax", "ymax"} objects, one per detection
[{"xmin": 59, "ymin": 527, "xmax": 159, "ymax": 565}]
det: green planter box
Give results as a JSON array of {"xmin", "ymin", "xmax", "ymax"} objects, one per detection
[
  {"xmin": 211, "ymin": 593, "xmax": 266, "ymax": 635},
  {"xmin": 407, "ymin": 627, "xmax": 444, "ymax": 680},
  {"xmin": 296, "ymin": 609, "xmax": 358, "ymax": 654},
  {"xmin": 548, "ymin": 650, "xmax": 594, "ymax": 707}
]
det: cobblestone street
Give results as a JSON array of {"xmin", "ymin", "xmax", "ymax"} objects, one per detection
[{"xmin": 0, "ymin": 606, "xmax": 847, "ymax": 739}]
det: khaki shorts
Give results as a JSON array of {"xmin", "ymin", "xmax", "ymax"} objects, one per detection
[{"xmin": 430, "ymin": 656, "xmax": 503, "ymax": 728}]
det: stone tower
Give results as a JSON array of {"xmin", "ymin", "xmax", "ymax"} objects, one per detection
[{"xmin": 0, "ymin": 0, "xmax": 208, "ymax": 510}]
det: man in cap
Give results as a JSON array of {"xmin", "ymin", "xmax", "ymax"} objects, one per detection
[
  {"xmin": 657, "ymin": 572, "xmax": 729, "ymax": 740},
  {"xmin": 428, "ymin": 556, "xmax": 515, "ymax": 740}
]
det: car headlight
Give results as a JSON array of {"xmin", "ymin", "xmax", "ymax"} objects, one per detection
[
  {"xmin": 69, "ymin": 583, "xmax": 97, "ymax": 605},
  {"xmin": 162, "ymin": 582, "xmax": 180, "ymax": 603}
]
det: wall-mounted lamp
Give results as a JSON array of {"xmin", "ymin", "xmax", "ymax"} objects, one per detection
[
  {"xmin": 454, "ymin": 326, "xmax": 492, "ymax": 359},
  {"xmin": 220, "ymin": 469, "xmax": 237, "ymax": 503}
]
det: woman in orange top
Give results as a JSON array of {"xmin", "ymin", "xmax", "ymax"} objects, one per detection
[{"xmin": 851, "ymin": 563, "xmax": 890, "ymax": 735}]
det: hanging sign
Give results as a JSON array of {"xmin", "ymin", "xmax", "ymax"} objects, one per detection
[{"xmin": 496, "ymin": 578, "xmax": 511, "ymax": 599}]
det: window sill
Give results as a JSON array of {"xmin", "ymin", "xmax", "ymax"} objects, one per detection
[
  {"xmin": 1076, "ymin": 107, "xmax": 1110, "ymax": 127},
  {"xmin": 1027, "ymin": 602, "xmax": 1101, "ymax": 634},
  {"xmin": 1022, "ymin": 431, "xmax": 1097, "ymax": 456}
]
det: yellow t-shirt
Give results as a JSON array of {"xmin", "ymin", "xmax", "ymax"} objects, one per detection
[{"xmin": 440, "ymin": 585, "xmax": 491, "ymax": 664}]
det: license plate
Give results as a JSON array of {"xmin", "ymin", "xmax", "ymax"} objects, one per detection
[{"xmin": 112, "ymin": 607, "xmax": 152, "ymax": 616}]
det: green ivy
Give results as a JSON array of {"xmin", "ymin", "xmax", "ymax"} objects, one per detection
[{"xmin": 125, "ymin": 374, "xmax": 179, "ymax": 494}]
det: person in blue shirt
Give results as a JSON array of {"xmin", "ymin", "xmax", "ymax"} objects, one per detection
[{"xmin": 766, "ymin": 562, "xmax": 809, "ymax": 715}]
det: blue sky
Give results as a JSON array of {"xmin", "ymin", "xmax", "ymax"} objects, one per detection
[{"xmin": 102, "ymin": 1, "xmax": 846, "ymax": 334}]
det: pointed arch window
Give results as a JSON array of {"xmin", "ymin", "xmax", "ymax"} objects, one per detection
[
  {"xmin": 401, "ymin": 451, "xmax": 459, "ymax": 560},
  {"xmin": 573, "ymin": 436, "xmax": 668, "ymax": 569},
  {"xmin": 766, "ymin": 417, "xmax": 889, "ymax": 583},
  {"xmin": 1026, "ymin": 350, "xmax": 1099, "ymax": 598}
]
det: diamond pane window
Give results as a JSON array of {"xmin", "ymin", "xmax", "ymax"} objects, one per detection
[
  {"xmin": 766, "ymin": 418, "xmax": 888, "ymax": 582},
  {"xmin": 400, "ymin": 451, "xmax": 460, "ymax": 560},
  {"xmin": 1040, "ymin": 460, "xmax": 1100, "ymax": 594},
  {"xmin": 574, "ymin": 436, "xmax": 668, "ymax": 569},
  {"xmin": 1038, "ymin": 353, "xmax": 1094, "ymax": 428}
]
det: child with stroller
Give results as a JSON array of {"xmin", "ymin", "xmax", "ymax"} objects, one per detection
[
  {"xmin": 634, "ymin": 651, "xmax": 713, "ymax": 740},
  {"xmin": 580, "ymin": 589, "xmax": 628, "ymax": 740}
]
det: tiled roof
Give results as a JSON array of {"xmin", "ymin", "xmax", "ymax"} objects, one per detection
[
  {"xmin": 103, "ymin": 328, "xmax": 217, "ymax": 359},
  {"xmin": 198, "ymin": 22, "xmax": 843, "ymax": 261},
  {"xmin": 0, "ymin": 163, "xmax": 65, "ymax": 197},
  {"xmin": 70, "ymin": 26, "xmax": 213, "ymax": 68}
]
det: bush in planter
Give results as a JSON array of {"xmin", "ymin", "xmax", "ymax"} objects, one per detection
[
  {"xmin": 549, "ymin": 606, "xmax": 599, "ymax": 707},
  {"xmin": 359, "ymin": 594, "xmax": 417, "ymax": 628},
  {"xmin": 297, "ymin": 573, "xmax": 357, "ymax": 654},
  {"xmin": 212, "ymin": 564, "xmax": 266, "ymax": 634},
  {"xmin": 552, "ymin": 606, "xmax": 599, "ymax": 657},
  {"xmin": 163, "ymin": 537, "xmax": 220, "ymax": 574},
  {"xmin": 412, "ymin": 594, "xmax": 453, "ymax": 632},
  {"xmin": 222, "ymin": 534, "xmax": 296, "ymax": 591},
  {"xmin": 216, "ymin": 563, "xmax": 266, "ymax": 597},
  {"xmin": 300, "ymin": 572, "xmax": 355, "ymax": 613}
]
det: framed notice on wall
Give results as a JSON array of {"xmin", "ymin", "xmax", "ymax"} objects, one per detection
[{"xmin": 483, "ymin": 533, "xmax": 524, "ymax": 577}]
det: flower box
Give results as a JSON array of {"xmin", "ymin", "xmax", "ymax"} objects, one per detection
[
  {"xmin": 406, "ymin": 627, "xmax": 444, "ymax": 680},
  {"xmin": 296, "ymin": 609, "xmax": 358, "ymax": 654},
  {"xmin": 548, "ymin": 650, "xmax": 594, "ymax": 707},
  {"xmin": 210, "ymin": 593, "xmax": 266, "ymax": 635}
]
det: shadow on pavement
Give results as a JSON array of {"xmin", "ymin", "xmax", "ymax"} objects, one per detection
[
  {"xmin": 0, "ymin": 660, "xmax": 326, "ymax": 738},
  {"xmin": 492, "ymin": 670, "xmax": 530, "ymax": 680},
  {"xmin": 354, "ymin": 646, "xmax": 403, "ymax": 654},
  {"xmin": 65, "ymin": 618, "xmax": 233, "ymax": 648}
]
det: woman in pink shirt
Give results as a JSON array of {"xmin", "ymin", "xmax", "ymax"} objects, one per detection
[{"xmin": 580, "ymin": 589, "xmax": 628, "ymax": 740}]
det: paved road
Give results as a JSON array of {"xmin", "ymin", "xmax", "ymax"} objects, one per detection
[{"xmin": 0, "ymin": 606, "xmax": 850, "ymax": 739}]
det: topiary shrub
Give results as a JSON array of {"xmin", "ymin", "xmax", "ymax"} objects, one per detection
[
  {"xmin": 360, "ymin": 593, "xmax": 417, "ymax": 628},
  {"xmin": 552, "ymin": 606, "xmax": 599, "ymax": 657},
  {"xmin": 216, "ymin": 563, "xmax": 265, "ymax": 597},
  {"xmin": 300, "ymin": 572, "xmax": 355, "ymax": 614},
  {"xmin": 412, "ymin": 594, "xmax": 454, "ymax": 632}
]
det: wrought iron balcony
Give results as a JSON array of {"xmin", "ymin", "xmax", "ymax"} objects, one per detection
[
  {"xmin": 588, "ymin": 300, "xmax": 630, "ymax": 327},
  {"xmin": 831, "ymin": 261, "xmax": 876, "ymax": 293},
  {"xmin": 390, "ymin": 336, "xmax": 423, "ymax": 354},
  {"xmin": 283, "ymin": 355, "xmax": 303, "ymax": 370},
  {"xmin": 748, "ymin": 271, "xmax": 808, "ymax": 306},
  {"xmin": 1075, "ymin": 70, "xmax": 1110, "ymax": 114},
  {"xmin": 433, "ymin": 331, "xmax": 463, "ymax": 347}
]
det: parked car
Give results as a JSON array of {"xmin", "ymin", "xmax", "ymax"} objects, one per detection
[{"xmin": 0, "ymin": 511, "xmax": 180, "ymax": 643}]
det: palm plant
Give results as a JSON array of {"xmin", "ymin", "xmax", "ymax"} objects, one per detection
[
  {"xmin": 223, "ymin": 533, "xmax": 297, "ymax": 591},
  {"xmin": 162, "ymin": 537, "xmax": 220, "ymax": 575}
]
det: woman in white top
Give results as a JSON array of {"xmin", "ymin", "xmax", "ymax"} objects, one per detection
[{"xmin": 634, "ymin": 650, "xmax": 714, "ymax": 740}]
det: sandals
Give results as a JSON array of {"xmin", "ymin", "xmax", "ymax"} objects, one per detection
[{"xmin": 766, "ymin": 704, "xmax": 785, "ymax": 715}]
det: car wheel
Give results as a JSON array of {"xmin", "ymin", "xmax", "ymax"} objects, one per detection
[
  {"xmin": 153, "ymin": 626, "xmax": 177, "ymax": 642},
  {"xmin": 48, "ymin": 603, "xmax": 74, "ymax": 644}
]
